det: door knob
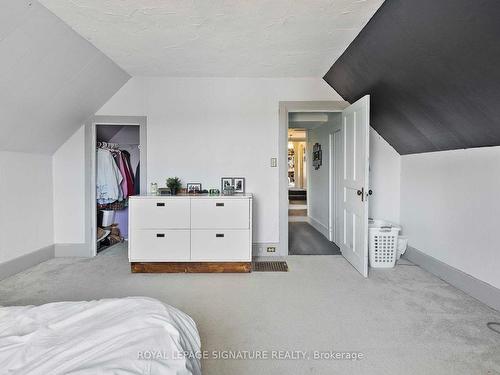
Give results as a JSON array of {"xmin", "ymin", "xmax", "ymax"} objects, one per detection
[
  {"xmin": 368, "ymin": 189, "xmax": 373, "ymax": 195},
  {"xmin": 357, "ymin": 187, "xmax": 365, "ymax": 202}
]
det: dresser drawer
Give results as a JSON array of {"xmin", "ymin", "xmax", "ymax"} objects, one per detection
[
  {"xmin": 191, "ymin": 230, "xmax": 250, "ymax": 261},
  {"xmin": 191, "ymin": 199, "xmax": 249, "ymax": 229},
  {"xmin": 130, "ymin": 198, "xmax": 190, "ymax": 229},
  {"xmin": 130, "ymin": 229, "xmax": 190, "ymax": 261}
]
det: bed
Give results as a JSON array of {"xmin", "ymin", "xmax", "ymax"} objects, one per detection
[{"xmin": 0, "ymin": 297, "xmax": 201, "ymax": 375}]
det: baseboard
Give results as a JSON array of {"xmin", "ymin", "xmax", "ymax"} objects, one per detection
[
  {"xmin": 289, "ymin": 216, "xmax": 308, "ymax": 222},
  {"xmin": 308, "ymin": 216, "xmax": 329, "ymax": 239},
  {"xmin": 0, "ymin": 245, "xmax": 54, "ymax": 280},
  {"xmin": 54, "ymin": 243, "xmax": 91, "ymax": 257},
  {"xmin": 404, "ymin": 246, "xmax": 500, "ymax": 312},
  {"xmin": 252, "ymin": 243, "xmax": 280, "ymax": 257}
]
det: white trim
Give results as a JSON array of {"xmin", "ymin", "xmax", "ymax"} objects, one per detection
[
  {"xmin": 333, "ymin": 129, "xmax": 342, "ymax": 245},
  {"xmin": 0, "ymin": 245, "xmax": 54, "ymax": 280},
  {"xmin": 328, "ymin": 133, "xmax": 334, "ymax": 241},
  {"xmin": 308, "ymin": 216, "xmax": 330, "ymax": 239},
  {"xmin": 404, "ymin": 246, "xmax": 500, "ymax": 312},
  {"xmin": 279, "ymin": 101, "xmax": 349, "ymax": 256},
  {"xmin": 54, "ymin": 243, "xmax": 90, "ymax": 257},
  {"xmin": 305, "ymin": 130, "xmax": 311, "ymax": 218}
]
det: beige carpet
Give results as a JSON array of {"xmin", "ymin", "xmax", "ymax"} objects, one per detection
[{"xmin": 0, "ymin": 243, "xmax": 499, "ymax": 374}]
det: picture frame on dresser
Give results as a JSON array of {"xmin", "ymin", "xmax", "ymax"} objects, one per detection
[
  {"xmin": 234, "ymin": 177, "xmax": 245, "ymax": 193},
  {"xmin": 221, "ymin": 177, "xmax": 245, "ymax": 193},
  {"xmin": 221, "ymin": 177, "xmax": 233, "ymax": 191},
  {"xmin": 186, "ymin": 183, "xmax": 202, "ymax": 194}
]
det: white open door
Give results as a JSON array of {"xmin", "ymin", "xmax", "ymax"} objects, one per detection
[{"xmin": 338, "ymin": 95, "xmax": 370, "ymax": 277}]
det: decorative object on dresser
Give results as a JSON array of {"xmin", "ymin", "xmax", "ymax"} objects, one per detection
[
  {"xmin": 222, "ymin": 185, "xmax": 235, "ymax": 196},
  {"xmin": 128, "ymin": 194, "xmax": 253, "ymax": 273},
  {"xmin": 221, "ymin": 177, "xmax": 245, "ymax": 194},
  {"xmin": 208, "ymin": 188, "xmax": 220, "ymax": 196},
  {"xmin": 234, "ymin": 177, "xmax": 245, "ymax": 193},
  {"xmin": 150, "ymin": 182, "xmax": 158, "ymax": 195},
  {"xmin": 158, "ymin": 187, "xmax": 171, "ymax": 196},
  {"xmin": 186, "ymin": 183, "xmax": 202, "ymax": 194},
  {"xmin": 221, "ymin": 177, "xmax": 233, "ymax": 191},
  {"xmin": 312, "ymin": 143, "xmax": 322, "ymax": 170},
  {"xmin": 166, "ymin": 177, "xmax": 182, "ymax": 195}
]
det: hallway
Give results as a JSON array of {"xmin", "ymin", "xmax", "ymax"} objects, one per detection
[{"xmin": 288, "ymin": 222, "xmax": 341, "ymax": 255}]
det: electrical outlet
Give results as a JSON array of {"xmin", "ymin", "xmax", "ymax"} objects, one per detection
[
  {"xmin": 267, "ymin": 246, "xmax": 276, "ymax": 253},
  {"xmin": 270, "ymin": 158, "xmax": 277, "ymax": 167}
]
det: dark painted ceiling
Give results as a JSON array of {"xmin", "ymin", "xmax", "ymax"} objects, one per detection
[{"xmin": 324, "ymin": 0, "xmax": 500, "ymax": 155}]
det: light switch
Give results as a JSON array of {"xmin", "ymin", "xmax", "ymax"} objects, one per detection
[{"xmin": 270, "ymin": 158, "xmax": 277, "ymax": 167}]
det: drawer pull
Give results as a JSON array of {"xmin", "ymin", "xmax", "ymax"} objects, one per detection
[
  {"xmin": 215, "ymin": 233, "xmax": 225, "ymax": 238},
  {"xmin": 156, "ymin": 202, "xmax": 165, "ymax": 207},
  {"xmin": 216, "ymin": 202, "xmax": 224, "ymax": 207},
  {"xmin": 156, "ymin": 233, "xmax": 165, "ymax": 238}
]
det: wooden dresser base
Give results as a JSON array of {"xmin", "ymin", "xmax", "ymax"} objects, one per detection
[{"xmin": 131, "ymin": 262, "xmax": 252, "ymax": 273}]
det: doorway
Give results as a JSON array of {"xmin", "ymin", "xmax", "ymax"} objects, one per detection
[
  {"xmin": 287, "ymin": 112, "xmax": 341, "ymax": 255},
  {"xmin": 95, "ymin": 124, "xmax": 140, "ymax": 253},
  {"xmin": 85, "ymin": 116, "xmax": 147, "ymax": 257},
  {"xmin": 279, "ymin": 99, "xmax": 371, "ymax": 277}
]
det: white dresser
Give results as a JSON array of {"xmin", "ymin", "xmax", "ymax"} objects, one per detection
[{"xmin": 128, "ymin": 194, "xmax": 253, "ymax": 272}]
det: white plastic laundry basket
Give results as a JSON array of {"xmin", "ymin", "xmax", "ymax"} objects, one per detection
[{"xmin": 369, "ymin": 219, "xmax": 401, "ymax": 268}]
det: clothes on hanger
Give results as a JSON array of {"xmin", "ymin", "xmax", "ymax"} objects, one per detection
[
  {"xmin": 96, "ymin": 148, "xmax": 123, "ymax": 204},
  {"xmin": 134, "ymin": 163, "xmax": 140, "ymax": 195},
  {"xmin": 116, "ymin": 152, "xmax": 129, "ymax": 198},
  {"xmin": 96, "ymin": 143, "xmax": 138, "ymax": 205},
  {"xmin": 121, "ymin": 150, "xmax": 135, "ymax": 197}
]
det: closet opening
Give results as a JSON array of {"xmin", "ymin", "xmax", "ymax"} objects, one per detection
[{"xmin": 95, "ymin": 124, "xmax": 140, "ymax": 254}]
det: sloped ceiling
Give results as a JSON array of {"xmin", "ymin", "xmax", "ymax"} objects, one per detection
[
  {"xmin": 38, "ymin": 0, "xmax": 384, "ymax": 77},
  {"xmin": 324, "ymin": 0, "xmax": 500, "ymax": 155},
  {"xmin": 0, "ymin": 0, "xmax": 130, "ymax": 154}
]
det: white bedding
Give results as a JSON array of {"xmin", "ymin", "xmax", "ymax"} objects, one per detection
[{"xmin": 0, "ymin": 297, "xmax": 201, "ymax": 375}]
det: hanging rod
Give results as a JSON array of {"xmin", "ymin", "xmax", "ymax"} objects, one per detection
[{"xmin": 97, "ymin": 141, "xmax": 120, "ymax": 149}]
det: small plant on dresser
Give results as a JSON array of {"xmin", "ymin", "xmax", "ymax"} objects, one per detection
[{"xmin": 166, "ymin": 177, "xmax": 182, "ymax": 195}]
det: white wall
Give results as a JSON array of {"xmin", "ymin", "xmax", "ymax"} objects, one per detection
[
  {"xmin": 95, "ymin": 77, "xmax": 341, "ymax": 245},
  {"xmin": 369, "ymin": 128, "xmax": 401, "ymax": 224},
  {"xmin": 306, "ymin": 114, "xmax": 340, "ymax": 234},
  {"xmin": 400, "ymin": 146, "xmax": 500, "ymax": 289},
  {"xmin": 53, "ymin": 126, "xmax": 85, "ymax": 244},
  {"xmin": 0, "ymin": 151, "xmax": 53, "ymax": 262}
]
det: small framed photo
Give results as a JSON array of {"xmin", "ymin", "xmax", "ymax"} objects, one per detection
[
  {"xmin": 234, "ymin": 177, "xmax": 245, "ymax": 193},
  {"xmin": 312, "ymin": 143, "xmax": 322, "ymax": 170},
  {"xmin": 221, "ymin": 177, "xmax": 234, "ymax": 191},
  {"xmin": 186, "ymin": 183, "xmax": 202, "ymax": 194}
]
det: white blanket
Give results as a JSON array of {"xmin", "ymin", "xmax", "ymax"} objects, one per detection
[{"xmin": 0, "ymin": 297, "xmax": 201, "ymax": 375}]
